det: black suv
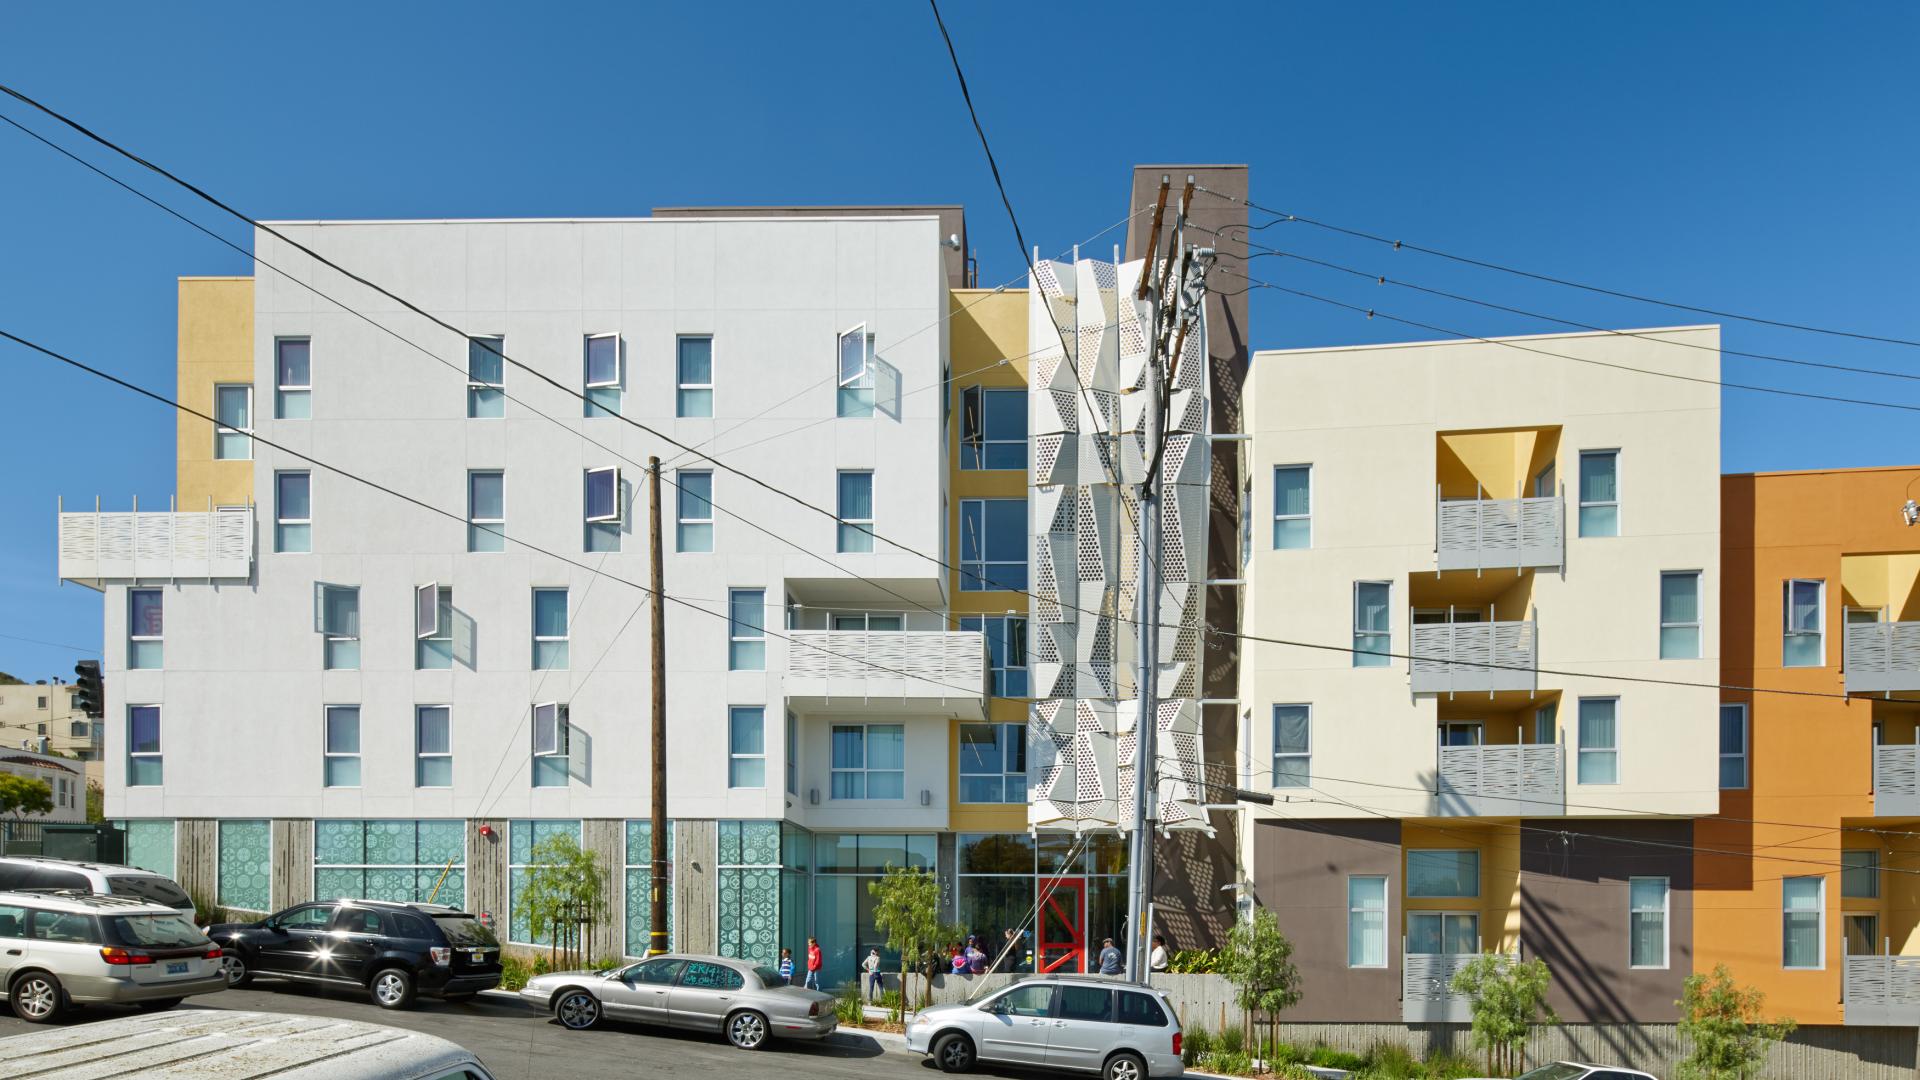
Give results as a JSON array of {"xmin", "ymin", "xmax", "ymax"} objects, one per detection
[{"xmin": 210, "ymin": 899, "xmax": 501, "ymax": 1009}]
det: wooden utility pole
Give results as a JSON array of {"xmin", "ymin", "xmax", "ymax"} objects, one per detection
[{"xmin": 647, "ymin": 457, "xmax": 669, "ymax": 955}]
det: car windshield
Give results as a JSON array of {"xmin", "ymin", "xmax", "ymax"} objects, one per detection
[
  {"xmin": 1517, "ymin": 1066, "xmax": 1592, "ymax": 1080},
  {"xmin": 106, "ymin": 875, "xmax": 194, "ymax": 910},
  {"xmin": 108, "ymin": 914, "xmax": 208, "ymax": 948},
  {"xmin": 753, "ymin": 966, "xmax": 786, "ymax": 987},
  {"xmin": 432, "ymin": 915, "xmax": 498, "ymax": 947}
]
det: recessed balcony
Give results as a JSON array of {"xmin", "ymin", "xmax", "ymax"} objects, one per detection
[
  {"xmin": 1436, "ymin": 496, "xmax": 1563, "ymax": 573},
  {"xmin": 58, "ymin": 506, "xmax": 253, "ymax": 589},
  {"xmin": 1847, "ymin": 622, "xmax": 1920, "ymax": 694},
  {"xmin": 784, "ymin": 630, "xmax": 988, "ymax": 718},
  {"xmin": 1411, "ymin": 620, "xmax": 1537, "ymax": 694},
  {"xmin": 1434, "ymin": 741, "xmax": 1564, "ymax": 816}
]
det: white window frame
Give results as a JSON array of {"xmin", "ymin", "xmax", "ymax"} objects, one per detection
[
  {"xmin": 1352, "ymin": 580, "xmax": 1391, "ymax": 667},
  {"xmin": 532, "ymin": 588, "xmax": 569, "ymax": 671},
  {"xmin": 1407, "ymin": 849, "xmax": 1480, "ymax": 899},
  {"xmin": 315, "ymin": 583, "xmax": 359, "ymax": 670},
  {"xmin": 677, "ymin": 335, "xmax": 714, "ymax": 418},
  {"xmin": 468, "ymin": 470, "xmax": 505, "ymax": 553},
  {"xmin": 532, "ymin": 702, "xmax": 571, "ymax": 759},
  {"xmin": 1719, "ymin": 703, "xmax": 1748, "ymax": 789},
  {"xmin": 836, "ymin": 323, "xmax": 873, "ymax": 420},
  {"xmin": 1578, "ymin": 448, "xmax": 1620, "ymax": 537},
  {"xmin": 728, "ymin": 706, "xmax": 765, "ymax": 788},
  {"xmin": 323, "ymin": 705, "xmax": 361, "ymax": 788},
  {"xmin": 415, "ymin": 582, "xmax": 441, "ymax": 640},
  {"xmin": 677, "ymin": 470, "xmax": 714, "ymax": 553},
  {"xmin": 1577, "ymin": 696, "xmax": 1620, "ymax": 785},
  {"xmin": 1273, "ymin": 464, "xmax": 1312, "ymax": 550},
  {"xmin": 829, "ymin": 722, "xmax": 905, "ymax": 800},
  {"xmin": 1659, "ymin": 570, "xmax": 1703, "ymax": 660},
  {"xmin": 728, "ymin": 588, "xmax": 765, "ymax": 671},
  {"xmin": 837, "ymin": 470, "xmax": 875, "ymax": 553},
  {"xmin": 415, "ymin": 705, "xmax": 452, "ymax": 788},
  {"xmin": 127, "ymin": 704, "xmax": 162, "ymax": 786},
  {"xmin": 960, "ymin": 386, "xmax": 1027, "ymax": 470},
  {"xmin": 1628, "ymin": 876, "xmax": 1670, "ymax": 969},
  {"xmin": 1783, "ymin": 875, "xmax": 1825, "ymax": 970},
  {"xmin": 584, "ymin": 467, "xmax": 622, "ymax": 524},
  {"xmin": 275, "ymin": 337, "xmax": 311, "ymax": 419},
  {"xmin": 1347, "ymin": 875, "xmax": 1388, "ymax": 969},
  {"xmin": 213, "ymin": 383, "xmax": 252, "ymax": 459},
  {"xmin": 274, "ymin": 470, "xmax": 311, "ymax": 553},
  {"xmin": 1784, "ymin": 578, "xmax": 1825, "ymax": 668},
  {"xmin": 128, "ymin": 588, "xmax": 163, "ymax": 670},
  {"xmin": 584, "ymin": 333, "xmax": 622, "ymax": 388},
  {"xmin": 467, "ymin": 335, "xmax": 505, "ymax": 418},
  {"xmin": 1842, "ymin": 848, "xmax": 1881, "ymax": 900},
  {"xmin": 959, "ymin": 497, "xmax": 1027, "ymax": 592},
  {"xmin": 1272, "ymin": 704, "xmax": 1311, "ymax": 788}
]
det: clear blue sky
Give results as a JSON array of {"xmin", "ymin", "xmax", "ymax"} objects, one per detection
[{"xmin": 3, "ymin": 2, "xmax": 1917, "ymax": 679}]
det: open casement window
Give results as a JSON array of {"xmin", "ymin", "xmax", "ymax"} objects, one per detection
[
  {"xmin": 838, "ymin": 323, "xmax": 870, "ymax": 390},
  {"xmin": 585, "ymin": 467, "xmax": 622, "ymax": 524},
  {"xmin": 313, "ymin": 583, "xmax": 360, "ymax": 669},
  {"xmin": 585, "ymin": 334, "xmax": 622, "ymax": 388},
  {"xmin": 415, "ymin": 582, "xmax": 441, "ymax": 640},
  {"xmin": 533, "ymin": 702, "xmax": 571, "ymax": 758}
]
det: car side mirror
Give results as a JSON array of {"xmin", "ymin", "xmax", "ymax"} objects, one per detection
[{"xmin": 983, "ymin": 1001, "xmax": 1008, "ymax": 1015}]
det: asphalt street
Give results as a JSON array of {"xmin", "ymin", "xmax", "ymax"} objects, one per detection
[{"xmin": 0, "ymin": 984, "xmax": 975, "ymax": 1080}]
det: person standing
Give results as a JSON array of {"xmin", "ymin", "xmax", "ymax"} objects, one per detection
[
  {"xmin": 863, "ymin": 947, "xmax": 884, "ymax": 1001},
  {"xmin": 965, "ymin": 935, "xmax": 987, "ymax": 974},
  {"xmin": 1097, "ymin": 936, "xmax": 1123, "ymax": 976},
  {"xmin": 1149, "ymin": 935, "xmax": 1170, "ymax": 973},
  {"xmin": 950, "ymin": 943, "xmax": 968, "ymax": 975},
  {"xmin": 805, "ymin": 936, "xmax": 823, "ymax": 990},
  {"xmin": 998, "ymin": 927, "xmax": 1019, "ymax": 973},
  {"xmin": 778, "ymin": 947, "xmax": 795, "ymax": 985}
]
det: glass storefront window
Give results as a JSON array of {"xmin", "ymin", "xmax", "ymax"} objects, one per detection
[
  {"xmin": 956, "ymin": 831, "xmax": 1127, "ymax": 975},
  {"xmin": 960, "ymin": 832, "xmax": 1035, "ymax": 874}
]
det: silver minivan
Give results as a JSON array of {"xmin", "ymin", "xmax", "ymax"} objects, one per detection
[
  {"xmin": 906, "ymin": 978, "xmax": 1185, "ymax": 1080},
  {"xmin": 0, "ymin": 1009, "xmax": 497, "ymax": 1079},
  {"xmin": 0, "ymin": 890, "xmax": 226, "ymax": 1021}
]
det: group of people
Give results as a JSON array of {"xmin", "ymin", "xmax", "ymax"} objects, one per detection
[{"xmin": 770, "ymin": 930, "xmax": 1173, "ymax": 998}]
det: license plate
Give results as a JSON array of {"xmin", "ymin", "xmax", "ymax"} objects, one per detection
[{"xmin": 166, "ymin": 962, "xmax": 189, "ymax": 975}]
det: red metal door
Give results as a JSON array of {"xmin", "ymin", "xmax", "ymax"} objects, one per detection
[{"xmin": 1036, "ymin": 876, "xmax": 1087, "ymax": 973}]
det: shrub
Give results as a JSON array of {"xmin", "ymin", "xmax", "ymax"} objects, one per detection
[
  {"xmin": 1364, "ymin": 1042, "xmax": 1422, "ymax": 1079},
  {"xmin": 1182, "ymin": 1026, "xmax": 1214, "ymax": 1065},
  {"xmin": 878, "ymin": 988, "xmax": 905, "ymax": 1023},
  {"xmin": 1450, "ymin": 955, "xmax": 1556, "ymax": 1077},
  {"xmin": 1168, "ymin": 947, "xmax": 1226, "ymax": 974},
  {"xmin": 1197, "ymin": 1049, "xmax": 1253, "ymax": 1076},
  {"xmin": 1307, "ymin": 1044, "xmax": 1367, "ymax": 1071},
  {"xmin": 835, "ymin": 981, "xmax": 865, "ymax": 1026},
  {"xmin": 1216, "ymin": 1023, "xmax": 1246, "ymax": 1055},
  {"xmin": 187, "ymin": 889, "xmax": 239, "ymax": 929},
  {"xmin": 1217, "ymin": 908, "xmax": 1302, "ymax": 1059},
  {"xmin": 500, "ymin": 955, "xmax": 533, "ymax": 992},
  {"xmin": 1418, "ymin": 1050, "xmax": 1482, "ymax": 1079},
  {"xmin": 1676, "ymin": 964, "xmax": 1795, "ymax": 1080}
]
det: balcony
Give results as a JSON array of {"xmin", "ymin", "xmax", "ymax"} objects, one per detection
[
  {"xmin": 1403, "ymin": 950, "xmax": 1517, "ymax": 1022},
  {"xmin": 1844, "ymin": 953, "xmax": 1920, "ymax": 1026},
  {"xmin": 1435, "ymin": 742, "xmax": 1564, "ymax": 816},
  {"xmin": 58, "ymin": 508, "xmax": 253, "ymax": 588},
  {"xmin": 1847, "ymin": 622, "xmax": 1920, "ymax": 694},
  {"xmin": 1435, "ymin": 496, "xmax": 1562, "ymax": 573},
  {"xmin": 1411, "ymin": 621, "xmax": 1537, "ymax": 694},
  {"xmin": 784, "ymin": 630, "xmax": 988, "ymax": 718},
  {"xmin": 1875, "ymin": 744, "xmax": 1920, "ymax": 816}
]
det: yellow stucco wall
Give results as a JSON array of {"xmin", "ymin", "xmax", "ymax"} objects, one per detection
[
  {"xmin": 1841, "ymin": 553, "xmax": 1920, "ymax": 620},
  {"xmin": 1436, "ymin": 428, "xmax": 1562, "ymax": 500},
  {"xmin": 1402, "ymin": 823, "xmax": 1522, "ymax": 953},
  {"xmin": 176, "ymin": 277, "xmax": 255, "ymax": 508},
  {"xmin": 946, "ymin": 289, "xmax": 1032, "ymax": 832}
]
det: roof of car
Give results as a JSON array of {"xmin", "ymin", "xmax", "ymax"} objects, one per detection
[
  {"xmin": 0, "ymin": 854, "xmax": 164, "ymax": 876},
  {"xmin": 318, "ymin": 898, "xmax": 475, "ymax": 916},
  {"xmin": 0, "ymin": 1010, "xmax": 483, "ymax": 1079},
  {"xmin": 0, "ymin": 889, "xmax": 182, "ymax": 914}
]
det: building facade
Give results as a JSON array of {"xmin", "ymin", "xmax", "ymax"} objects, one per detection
[
  {"xmin": 0, "ymin": 680, "xmax": 99, "ymax": 761},
  {"xmin": 1239, "ymin": 327, "xmax": 1723, "ymax": 1024}
]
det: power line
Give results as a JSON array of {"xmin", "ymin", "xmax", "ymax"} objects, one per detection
[
  {"xmin": 0, "ymin": 327, "xmax": 990, "ymax": 701},
  {"xmin": 0, "ymin": 633, "xmax": 99, "ymax": 656},
  {"xmin": 1221, "ymin": 264, "xmax": 1920, "ymax": 416},
  {"xmin": 1191, "ymin": 184, "xmax": 1920, "ymax": 350}
]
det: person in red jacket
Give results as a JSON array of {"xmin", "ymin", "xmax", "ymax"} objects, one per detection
[{"xmin": 805, "ymin": 936, "xmax": 823, "ymax": 990}]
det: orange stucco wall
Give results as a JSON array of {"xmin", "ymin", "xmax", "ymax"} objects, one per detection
[{"xmin": 1700, "ymin": 466, "xmax": 1920, "ymax": 1024}]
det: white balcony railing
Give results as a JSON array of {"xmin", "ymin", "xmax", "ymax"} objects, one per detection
[
  {"xmin": 1844, "ymin": 950, "xmax": 1920, "ymax": 1026},
  {"xmin": 1875, "ymin": 744, "xmax": 1920, "ymax": 817},
  {"xmin": 1435, "ymin": 742, "xmax": 1564, "ymax": 816},
  {"xmin": 1847, "ymin": 622, "xmax": 1920, "ymax": 694},
  {"xmin": 58, "ymin": 508, "xmax": 254, "ymax": 586},
  {"xmin": 1410, "ymin": 620, "xmax": 1537, "ymax": 693},
  {"xmin": 1404, "ymin": 950, "xmax": 1517, "ymax": 1023},
  {"xmin": 785, "ymin": 630, "xmax": 988, "ymax": 714},
  {"xmin": 1435, "ymin": 493, "xmax": 1562, "ymax": 572}
]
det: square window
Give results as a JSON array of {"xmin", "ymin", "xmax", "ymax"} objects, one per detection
[
  {"xmin": 961, "ymin": 387, "xmax": 1027, "ymax": 470},
  {"xmin": 959, "ymin": 499, "xmax": 1028, "ymax": 591},
  {"xmin": 831, "ymin": 724, "xmax": 904, "ymax": 800},
  {"xmin": 959, "ymin": 722, "xmax": 1027, "ymax": 803}
]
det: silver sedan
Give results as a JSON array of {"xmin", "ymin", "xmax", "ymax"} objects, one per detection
[{"xmin": 521, "ymin": 953, "xmax": 838, "ymax": 1050}]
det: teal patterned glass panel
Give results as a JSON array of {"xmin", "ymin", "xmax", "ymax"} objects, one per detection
[
  {"xmin": 315, "ymin": 820, "xmax": 364, "ymax": 865},
  {"xmin": 625, "ymin": 867, "xmax": 675, "ymax": 956},
  {"xmin": 365, "ymin": 868, "xmax": 413, "ymax": 901},
  {"xmin": 418, "ymin": 821, "xmax": 464, "ymax": 866},
  {"xmin": 740, "ymin": 821, "xmax": 780, "ymax": 866},
  {"xmin": 508, "ymin": 868, "xmax": 548, "ymax": 945},
  {"xmin": 315, "ymin": 868, "xmax": 362, "ymax": 901},
  {"xmin": 218, "ymin": 819, "xmax": 271, "ymax": 912},
  {"xmin": 511, "ymin": 820, "xmax": 580, "ymax": 864},
  {"xmin": 366, "ymin": 820, "xmax": 415, "ymax": 865},
  {"xmin": 430, "ymin": 869, "xmax": 466, "ymax": 909},
  {"xmin": 717, "ymin": 867, "xmax": 780, "ymax": 964},
  {"xmin": 122, "ymin": 821, "xmax": 175, "ymax": 878},
  {"xmin": 624, "ymin": 820, "xmax": 673, "ymax": 864}
]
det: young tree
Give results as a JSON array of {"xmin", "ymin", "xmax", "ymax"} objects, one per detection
[
  {"xmin": 519, "ymin": 833, "xmax": 609, "ymax": 970},
  {"xmin": 0, "ymin": 775, "xmax": 53, "ymax": 820},
  {"xmin": 1450, "ymin": 955, "xmax": 1557, "ymax": 1076},
  {"xmin": 1676, "ymin": 964, "xmax": 1796, "ymax": 1080},
  {"xmin": 1217, "ymin": 907, "xmax": 1302, "ymax": 1058},
  {"xmin": 868, "ymin": 864, "xmax": 943, "ymax": 1012}
]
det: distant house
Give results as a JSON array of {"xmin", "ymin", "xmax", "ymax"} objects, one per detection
[{"xmin": 0, "ymin": 750, "xmax": 85, "ymax": 823}]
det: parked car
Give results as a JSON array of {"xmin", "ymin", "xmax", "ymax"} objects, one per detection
[
  {"xmin": 906, "ymin": 978, "xmax": 1185, "ymax": 1080},
  {"xmin": 519, "ymin": 952, "xmax": 837, "ymax": 1049},
  {"xmin": 1470, "ymin": 1066, "xmax": 1659, "ymax": 1080},
  {"xmin": 0, "ymin": 1009, "xmax": 498, "ymax": 1079},
  {"xmin": 211, "ymin": 898, "xmax": 501, "ymax": 1010},
  {"xmin": 0, "ymin": 855, "xmax": 193, "ymax": 911},
  {"xmin": 0, "ymin": 889, "xmax": 226, "ymax": 1022}
]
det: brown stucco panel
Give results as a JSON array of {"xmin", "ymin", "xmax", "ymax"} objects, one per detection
[{"xmin": 1254, "ymin": 818, "xmax": 1404, "ymax": 1023}]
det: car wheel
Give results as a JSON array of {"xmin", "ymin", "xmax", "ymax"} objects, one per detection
[
  {"xmin": 369, "ymin": 968, "xmax": 416, "ymax": 1010},
  {"xmin": 10, "ymin": 972, "xmax": 64, "ymax": 1024},
  {"xmin": 725, "ymin": 1009, "xmax": 769, "ymax": 1050},
  {"xmin": 554, "ymin": 989, "xmax": 601, "ymax": 1030},
  {"xmin": 933, "ymin": 1032, "xmax": 975, "ymax": 1073},
  {"xmin": 137, "ymin": 997, "xmax": 185, "ymax": 1012},
  {"xmin": 222, "ymin": 953, "xmax": 254, "ymax": 988},
  {"xmin": 1104, "ymin": 1052, "xmax": 1147, "ymax": 1080}
]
